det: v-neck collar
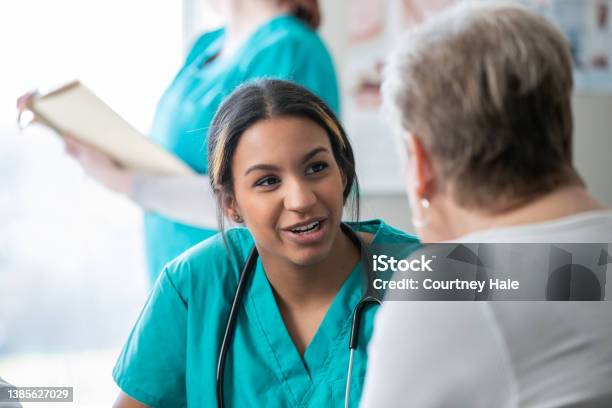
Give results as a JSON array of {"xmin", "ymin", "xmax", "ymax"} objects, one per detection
[{"xmin": 244, "ymin": 221, "xmax": 386, "ymax": 406}]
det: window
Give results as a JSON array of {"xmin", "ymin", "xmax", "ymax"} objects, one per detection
[{"xmin": 0, "ymin": 1, "xmax": 181, "ymax": 405}]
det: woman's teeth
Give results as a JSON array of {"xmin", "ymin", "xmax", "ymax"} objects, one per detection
[{"xmin": 291, "ymin": 221, "xmax": 320, "ymax": 233}]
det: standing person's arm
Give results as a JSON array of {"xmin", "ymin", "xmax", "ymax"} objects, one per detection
[
  {"xmin": 63, "ymin": 136, "xmax": 218, "ymax": 229},
  {"xmin": 17, "ymin": 93, "xmax": 218, "ymax": 229},
  {"xmin": 129, "ymin": 173, "xmax": 217, "ymax": 228}
]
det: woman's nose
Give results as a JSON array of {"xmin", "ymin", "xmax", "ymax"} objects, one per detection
[{"xmin": 283, "ymin": 179, "xmax": 317, "ymax": 213}]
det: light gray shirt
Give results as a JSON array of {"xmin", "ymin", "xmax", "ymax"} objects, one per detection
[{"xmin": 360, "ymin": 210, "xmax": 612, "ymax": 408}]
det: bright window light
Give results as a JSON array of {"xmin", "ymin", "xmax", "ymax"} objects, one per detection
[{"xmin": 0, "ymin": 1, "xmax": 182, "ymax": 406}]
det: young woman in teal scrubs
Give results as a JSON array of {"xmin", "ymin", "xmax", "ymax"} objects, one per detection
[
  {"xmin": 112, "ymin": 80, "xmax": 420, "ymax": 407},
  {"xmin": 19, "ymin": 0, "xmax": 339, "ymax": 284}
]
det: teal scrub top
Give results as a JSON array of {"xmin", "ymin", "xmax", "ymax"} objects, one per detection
[
  {"xmin": 144, "ymin": 15, "xmax": 340, "ymax": 282},
  {"xmin": 113, "ymin": 220, "xmax": 419, "ymax": 407}
]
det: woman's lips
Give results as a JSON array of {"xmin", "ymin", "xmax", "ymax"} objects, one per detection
[{"xmin": 281, "ymin": 218, "xmax": 328, "ymax": 246}]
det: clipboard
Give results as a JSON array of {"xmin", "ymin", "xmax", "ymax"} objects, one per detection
[{"xmin": 25, "ymin": 80, "xmax": 196, "ymax": 176}]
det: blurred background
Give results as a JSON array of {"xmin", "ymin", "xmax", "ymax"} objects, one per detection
[{"xmin": 0, "ymin": 0, "xmax": 611, "ymax": 406}]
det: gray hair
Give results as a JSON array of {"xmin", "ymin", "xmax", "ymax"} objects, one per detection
[{"xmin": 383, "ymin": 1, "xmax": 581, "ymax": 211}]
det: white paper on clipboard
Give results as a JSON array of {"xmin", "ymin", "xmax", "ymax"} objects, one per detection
[{"xmin": 28, "ymin": 80, "xmax": 195, "ymax": 176}]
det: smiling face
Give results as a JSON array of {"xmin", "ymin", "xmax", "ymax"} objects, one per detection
[{"xmin": 227, "ymin": 116, "xmax": 346, "ymax": 268}]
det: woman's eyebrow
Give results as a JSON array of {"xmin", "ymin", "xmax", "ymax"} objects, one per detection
[
  {"xmin": 301, "ymin": 146, "xmax": 330, "ymax": 164},
  {"xmin": 244, "ymin": 147, "xmax": 330, "ymax": 176},
  {"xmin": 244, "ymin": 164, "xmax": 280, "ymax": 176}
]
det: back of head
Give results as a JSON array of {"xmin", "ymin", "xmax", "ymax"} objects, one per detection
[{"xmin": 383, "ymin": 1, "xmax": 581, "ymax": 211}]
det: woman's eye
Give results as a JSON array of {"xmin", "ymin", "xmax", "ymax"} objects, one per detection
[
  {"xmin": 306, "ymin": 162, "xmax": 328, "ymax": 175},
  {"xmin": 255, "ymin": 176, "xmax": 280, "ymax": 187}
]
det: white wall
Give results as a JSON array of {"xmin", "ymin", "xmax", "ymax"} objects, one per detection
[{"xmin": 573, "ymin": 94, "xmax": 612, "ymax": 206}]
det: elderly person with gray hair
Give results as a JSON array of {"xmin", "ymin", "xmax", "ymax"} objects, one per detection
[{"xmin": 360, "ymin": 2, "xmax": 612, "ymax": 407}]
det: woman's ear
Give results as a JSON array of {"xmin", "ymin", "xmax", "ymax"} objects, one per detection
[
  {"xmin": 406, "ymin": 132, "xmax": 435, "ymax": 198},
  {"xmin": 222, "ymin": 192, "xmax": 243, "ymax": 223}
]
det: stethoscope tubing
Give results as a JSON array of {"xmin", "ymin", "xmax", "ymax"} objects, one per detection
[{"xmin": 216, "ymin": 245, "xmax": 259, "ymax": 408}]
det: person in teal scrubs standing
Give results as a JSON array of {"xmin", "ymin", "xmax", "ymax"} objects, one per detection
[
  {"xmin": 112, "ymin": 80, "xmax": 420, "ymax": 408},
  {"xmin": 19, "ymin": 0, "xmax": 340, "ymax": 283},
  {"xmin": 140, "ymin": 0, "xmax": 339, "ymax": 280}
]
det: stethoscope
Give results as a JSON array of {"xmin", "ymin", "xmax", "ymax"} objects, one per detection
[{"xmin": 216, "ymin": 223, "xmax": 381, "ymax": 408}]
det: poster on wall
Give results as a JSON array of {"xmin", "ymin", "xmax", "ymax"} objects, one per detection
[
  {"xmin": 552, "ymin": 0, "xmax": 612, "ymax": 92},
  {"xmin": 347, "ymin": 0, "xmax": 612, "ymax": 109},
  {"xmin": 348, "ymin": 0, "xmax": 458, "ymax": 110},
  {"xmin": 345, "ymin": 0, "xmax": 458, "ymax": 193},
  {"xmin": 345, "ymin": 0, "xmax": 612, "ymax": 194}
]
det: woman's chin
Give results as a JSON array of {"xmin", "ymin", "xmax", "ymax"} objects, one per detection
[{"xmin": 286, "ymin": 247, "xmax": 333, "ymax": 268}]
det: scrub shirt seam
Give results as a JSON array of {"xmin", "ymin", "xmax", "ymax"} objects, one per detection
[
  {"xmin": 246, "ymin": 288, "xmax": 302, "ymax": 407},
  {"xmin": 164, "ymin": 267, "xmax": 188, "ymax": 307}
]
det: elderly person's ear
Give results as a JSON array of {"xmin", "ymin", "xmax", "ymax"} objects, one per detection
[{"xmin": 405, "ymin": 132, "xmax": 435, "ymax": 199}]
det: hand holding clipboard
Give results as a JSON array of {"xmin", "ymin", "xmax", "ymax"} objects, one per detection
[
  {"xmin": 16, "ymin": 81, "xmax": 218, "ymax": 228},
  {"xmin": 17, "ymin": 81, "xmax": 195, "ymax": 177}
]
